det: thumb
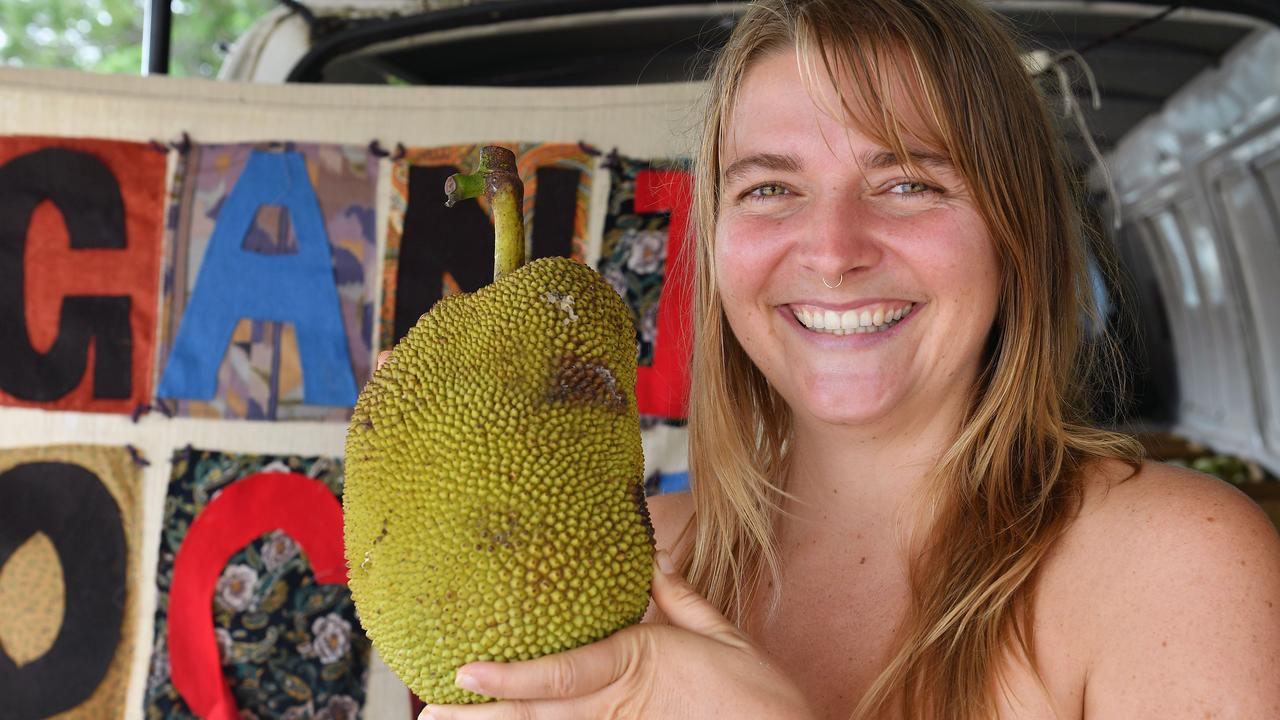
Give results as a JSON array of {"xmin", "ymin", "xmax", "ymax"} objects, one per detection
[{"xmin": 651, "ymin": 550, "xmax": 747, "ymax": 647}]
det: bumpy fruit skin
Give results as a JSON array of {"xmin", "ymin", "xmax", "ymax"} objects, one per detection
[{"xmin": 344, "ymin": 257, "xmax": 654, "ymax": 704}]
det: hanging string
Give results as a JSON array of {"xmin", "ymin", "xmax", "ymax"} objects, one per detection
[
  {"xmin": 1050, "ymin": 50, "xmax": 1122, "ymax": 231},
  {"xmin": 1074, "ymin": 4, "xmax": 1182, "ymax": 57},
  {"xmin": 1030, "ymin": 3, "xmax": 1184, "ymax": 232}
]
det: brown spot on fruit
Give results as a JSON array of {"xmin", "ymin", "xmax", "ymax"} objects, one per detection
[{"xmin": 547, "ymin": 354, "xmax": 626, "ymax": 413}]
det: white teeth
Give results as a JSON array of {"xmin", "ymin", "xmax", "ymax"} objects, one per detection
[{"xmin": 792, "ymin": 303, "xmax": 914, "ymax": 335}]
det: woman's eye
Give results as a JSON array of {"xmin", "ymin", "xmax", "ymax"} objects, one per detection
[
  {"xmin": 745, "ymin": 183, "xmax": 789, "ymax": 200},
  {"xmin": 889, "ymin": 181, "xmax": 936, "ymax": 196}
]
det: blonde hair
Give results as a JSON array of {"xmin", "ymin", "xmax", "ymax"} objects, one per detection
[{"xmin": 682, "ymin": 0, "xmax": 1144, "ymax": 717}]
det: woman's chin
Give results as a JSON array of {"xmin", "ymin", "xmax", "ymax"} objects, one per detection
[{"xmin": 793, "ymin": 390, "xmax": 899, "ymax": 428}]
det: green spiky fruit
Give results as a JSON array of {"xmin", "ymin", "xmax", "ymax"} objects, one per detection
[{"xmin": 343, "ymin": 255, "xmax": 654, "ymax": 704}]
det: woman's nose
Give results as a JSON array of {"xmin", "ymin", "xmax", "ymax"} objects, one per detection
[{"xmin": 799, "ymin": 194, "xmax": 884, "ymax": 282}]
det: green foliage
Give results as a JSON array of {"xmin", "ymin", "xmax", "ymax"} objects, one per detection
[{"xmin": 1, "ymin": 0, "xmax": 275, "ymax": 78}]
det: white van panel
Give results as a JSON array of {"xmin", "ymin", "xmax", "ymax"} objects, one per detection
[
  {"xmin": 1204, "ymin": 155, "xmax": 1280, "ymax": 459},
  {"xmin": 1134, "ymin": 210, "xmax": 1217, "ymax": 435},
  {"xmin": 1162, "ymin": 194, "xmax": 1260, "ymax": 453},
  {"xmin": 1110, "ymin": 28, "xmax": 1280, "ymax": 472}
]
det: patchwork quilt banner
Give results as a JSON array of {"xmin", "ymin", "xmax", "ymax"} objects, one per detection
[
  {"xmin": 0, "ymin": 136, "xmax": 165, "ymax": 414},
  {"xmin": 597, "ymin": 154, "xmax": 694, "ymax": 421},
  {"xmin": 379, "ymin": 142, "xmax": 593, "ymax": 349},
  {"xmin": 0, "ymin": 444, "xmax": 143, "ymax": 719},
  {"xmin": 155, "ymin": 142, "xmax": 378, "ymax": 421},
  {"xmin": 143, "ymin": 447, "xmax": 370, "ymax": 720}
]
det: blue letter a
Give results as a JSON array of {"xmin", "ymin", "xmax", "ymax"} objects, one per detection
[{"xmin": 157, "ymin": 151, "xmax": 357, "ymax": 406}]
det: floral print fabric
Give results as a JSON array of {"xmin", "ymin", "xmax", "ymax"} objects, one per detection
[
  {"xmin": 143, "ymin": 448, "xmax": 369, "ymax": 719},
  {"xmin": 597, "ymin": 155, "xmax": 689, "ymax": 368}
]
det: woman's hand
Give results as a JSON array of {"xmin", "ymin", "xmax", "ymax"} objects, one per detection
[{"xmin": 418, "ymin": 551, "xmax": 815, "ymax": 720}]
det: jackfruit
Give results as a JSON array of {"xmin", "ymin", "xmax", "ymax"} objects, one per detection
[{"xmin": 343, "ymin": 146, "xmax": 654, "ymax": 705}]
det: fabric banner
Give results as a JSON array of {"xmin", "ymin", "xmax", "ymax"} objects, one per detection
[
  {"xmin": 0, "ymin": 136, "xmax": 165, "ymax": 414},
  {"xmin": 155, "ymin": 142, "xmax": 378, "ymax": 421},
  {"xmin": 597, "ymin": 154, "xmax": 694, "ymax": 422},
  {"xmin": 0, "ymin": 444, "xmax": 143, "ymax": 719},
  {"xmin": 379, "ymin": 142, "xmax": 593, "ymax": 349},
  {"xmin": 143, "ymin": 447, "xmax": 369, "ymax": 720},
  {"xmin": 0, "ymin": 67, "xmax": 704, "ymax": 720}
]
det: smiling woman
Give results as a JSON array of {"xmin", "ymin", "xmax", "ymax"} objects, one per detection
[
  {"xmin": 676, "ymin": 0, "xmax": 1280, "ymax": 718},
  {"xmin": 415, "ymin": 1, "xmax": 1280, "ymax": 719}
]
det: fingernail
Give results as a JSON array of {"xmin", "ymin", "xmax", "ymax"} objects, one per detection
[
  {"xmin": 419, "ymin": 708, "xmax": 438, "ymax": 720},
  {"xmin": 657, "ymin": 550, "xmax": 675, "ymax": 574},
  {"xmin": 456, "ymin": 670, "xmax": 483, "ymax": 693}
]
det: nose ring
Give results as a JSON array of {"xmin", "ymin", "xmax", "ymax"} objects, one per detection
[{"xmin": 823, "ymin": 273, "xmax": 844, "ymax": 289}]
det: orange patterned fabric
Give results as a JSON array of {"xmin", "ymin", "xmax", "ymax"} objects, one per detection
[{"xmin": 0, "ymin": 137, "xmax": 165, "ymax": 413}]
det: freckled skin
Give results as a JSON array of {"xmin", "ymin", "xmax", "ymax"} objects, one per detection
[{"xmin": 343, "ymin": 257, "xmax": 654, "ymax": 705}]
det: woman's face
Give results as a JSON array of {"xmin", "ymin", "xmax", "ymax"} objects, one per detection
[{"xmin": 714, "ymin": 49, "xmax": 1001, "ymax": 429}]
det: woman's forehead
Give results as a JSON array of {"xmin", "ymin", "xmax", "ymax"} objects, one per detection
[{"xmin": 721, "ymin": 45, "xmax": 947, "ymax": 167}]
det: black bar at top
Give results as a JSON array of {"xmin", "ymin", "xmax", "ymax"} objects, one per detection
[{"xmin": 142, "ymin": 0, "xmax": 172, "ymax": 76}]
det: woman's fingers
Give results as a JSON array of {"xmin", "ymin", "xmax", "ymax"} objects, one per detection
[
  {"xmin": 376, "ymin": 350, "xmax": 391, "ymax": 370},
  {"xmin": 452, "ymin": 631, "xmax": 634, "ymax": 701},
  {"xmin": 650, "ymin": 553, "xmax": 749, "ymax": 648}
]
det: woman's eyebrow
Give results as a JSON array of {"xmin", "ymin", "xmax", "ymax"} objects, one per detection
[
  {"xmin": 861, "ymin": 147, "xmax": 953, "ymax": 171},
  {"xmin": 721, "ymin": 152, "xmax": 803, "ymax": 184},
  {"xmin": 721, "ymin": 147, "xmax": 953, "ymax": 185}
]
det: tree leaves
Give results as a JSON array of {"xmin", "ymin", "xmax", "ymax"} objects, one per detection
[{"xmin": 0, "ymin": 0, "xmax": 275, "ymax": 78}]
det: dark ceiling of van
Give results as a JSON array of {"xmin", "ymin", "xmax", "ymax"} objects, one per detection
[{"xmin": 290, "ymin": 1, "xmax": 1267, "ymax": 168}]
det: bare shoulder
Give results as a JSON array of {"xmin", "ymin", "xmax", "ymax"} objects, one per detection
[
  {"xmin": 1066, "ymin": 457, "xmax": 1278, "ymax": 545},
  {"xmin": 644, "ymin": 490, "xmax": 696, "ymax": 562},
  {"xmin": 1057, "ymin": 459, "xmax": 1280, "ymax": 717}
]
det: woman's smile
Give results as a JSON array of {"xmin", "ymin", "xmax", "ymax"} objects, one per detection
[
  {"xmin": 776, "ymin": 301, "xmax": 922, "ymax": 350},
  {"xmin": 786, "ymin": 300, "xmax": 918, "ymax": 333}
]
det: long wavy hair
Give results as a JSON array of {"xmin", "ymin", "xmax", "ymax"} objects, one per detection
[{"xmin": 680, "ymin": 0, "xmax": 1144, "ymax": 716}]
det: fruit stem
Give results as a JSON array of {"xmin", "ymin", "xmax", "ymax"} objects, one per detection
[{"xmin": 444, "ymin": 146, "xmax": 525, "ymax": 281}]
